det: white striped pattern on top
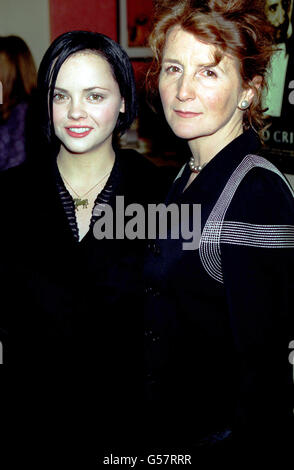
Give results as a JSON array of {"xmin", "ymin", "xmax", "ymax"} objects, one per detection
[
  {"xmin": 199, "ymin": 154, "xmax": 294, "ymax": 284},
  {"xmin": 57, "ymin": 182, "xmax": 79, "ymax": 241}
]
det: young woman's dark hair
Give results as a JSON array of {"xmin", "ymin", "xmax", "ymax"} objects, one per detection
[{"xmin": 37, "ymin": 30, "xmax": 137, "ymax": 146}]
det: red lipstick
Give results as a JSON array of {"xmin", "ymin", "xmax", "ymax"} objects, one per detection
[{"xmin": 65, "ymin": 127, "xmax": 93, "ymax": 138}]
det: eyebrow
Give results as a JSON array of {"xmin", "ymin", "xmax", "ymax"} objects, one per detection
[
  {"xmin": 53, "ymin": 86, "xmax": 110, "ymax": 92},
  {"xmin": 162, "ymin": 58, "xmax": 218, "ymax": 68},
  {"xmin": 162, "ymin": 59, "xmax": 182, "ymax": 65}
]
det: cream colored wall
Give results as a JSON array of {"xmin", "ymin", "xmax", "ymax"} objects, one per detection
[{"xmin": 0, "ymin": 0, "xmax": 50, "ymax": 68}]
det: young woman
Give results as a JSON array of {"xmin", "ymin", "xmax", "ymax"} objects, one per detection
[
  {"xmin": 144, "ymin": 0, "xmax": 294, "ymax": 459},
  {"xmin": 1, "ymin": 31, "xmax": 160, "ymax": 366}
]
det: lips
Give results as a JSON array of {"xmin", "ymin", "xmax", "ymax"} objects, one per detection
[
  {"xmin": 65, "ymin": 127, "xmax": 93, "ymax": 138},
  {"xmin": 174, "ymin": 110, "xmax": 202, "ymax": 118}
]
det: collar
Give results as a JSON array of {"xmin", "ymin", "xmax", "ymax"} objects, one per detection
[
  {"xmin": 167, "ymin": 129, "xmax": 261, "ymax": 203},
  {"xmin": 53, "ymin": 154, "xmax": 121, "ymax": 242}
]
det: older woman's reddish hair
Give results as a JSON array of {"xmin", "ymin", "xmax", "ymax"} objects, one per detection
[{"xmin": 147, "ymin": 0, "xmax": 276, "ymax": 135}]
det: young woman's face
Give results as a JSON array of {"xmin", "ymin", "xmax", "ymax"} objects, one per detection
[
  {"xmin": 159, "ymin": 26, "xmax": 247, "ymax": 145},
  {"xmin": 53, "ymin": 52, "xmax": 125, "ymax": 155}
]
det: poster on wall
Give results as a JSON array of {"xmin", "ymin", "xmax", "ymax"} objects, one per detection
[
  {"xmin": 119, "ymin": 0, "xmax": 154, "ymax": 58},
  {"xmin": 262, "ymin": 0, "xmax": 294, "ymax": 173}
]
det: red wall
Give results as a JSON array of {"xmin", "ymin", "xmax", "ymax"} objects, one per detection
[
  {"xmin": 49, "ymin": 0, "xmax": 151, "ymax": 100},
  {"xmin": 49, "ymin": 0, "xmax": 150, "ymax": 85},
  {"xmin": 127, "ymin": 0, "xmax": 154, "ymax": 28},
  {"xmin": 49, "ymin": 0, "xmax": 117, "ymax": 41}
]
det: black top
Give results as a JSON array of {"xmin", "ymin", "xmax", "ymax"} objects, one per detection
[
  {"xmin": 0, "ymin": 148, "xmax": 163, "ymax": 363},
  {"xmin": 55, "ymin": 154, "xmax": 122, "ymax": 241},
  {"xmin": 1, "ymin": 147, "xmax": 170, "ymax": 458},
  {"xmin": 144, "ymin": 130, "xmax": 294, "ymax": 456}
]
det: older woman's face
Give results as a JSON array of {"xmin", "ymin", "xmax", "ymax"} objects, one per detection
[{"xmin": 159, "ymin": 26, "xmax": 246, "ymax": 144}]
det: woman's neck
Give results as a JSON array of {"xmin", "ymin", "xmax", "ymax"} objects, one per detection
[
  {"xmin": 188, "ymin": 124, "xmax": 243, "ymax": 167},
  {"xmin": 57, "ymin": 144, "xmax": 115, "ymax": 189}
]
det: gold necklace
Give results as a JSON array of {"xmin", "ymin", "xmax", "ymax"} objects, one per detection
[{"xmin": 60, "ymin": 170, "xmax": 111, "ymax": 211}]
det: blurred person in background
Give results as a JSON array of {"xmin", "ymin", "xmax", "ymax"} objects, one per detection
[{"xmin": 0, "ymin": 35, "xmax": 37, "ymax": 170}]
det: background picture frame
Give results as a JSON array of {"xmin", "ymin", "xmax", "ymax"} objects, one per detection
[
  {"xmin": 118, "ymin": 0, "xmax": 153, "ymax": 58},
  {"xmin": 262, "ymin": 0, "xmax": 294, "ymax": 174}
]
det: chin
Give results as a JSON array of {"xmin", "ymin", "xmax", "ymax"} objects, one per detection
[
  {"xmin": 168, "ymin": 120, "xmax": 203, "ymax": 139},
  {"xmin": 171, "ymin": 126, "xmax": 201, "ymax": 140},
  {"xmin": 63, "ymin": 143, "xmax": 90, "ymax": 154}
]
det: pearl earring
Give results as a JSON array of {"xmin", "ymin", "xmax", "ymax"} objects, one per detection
[{"xmin": 239, "ymin": 100, "xmax": 249, "ymax": 110}]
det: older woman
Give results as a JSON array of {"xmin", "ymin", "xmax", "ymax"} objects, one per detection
[{"xmin": 144, "ymin": 0, "xmax": 294, "ymax": 459}]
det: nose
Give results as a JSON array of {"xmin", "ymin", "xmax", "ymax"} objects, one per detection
[
  {"xmin": 67, "ymin": 98, "xmax": 87, "ymax": 120},
  {"xmin": 176, "ymin": 74, "xmax": 196, "ymax": 102}
]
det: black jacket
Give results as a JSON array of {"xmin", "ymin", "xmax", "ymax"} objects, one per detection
[
  {"xmin": 0, "ymin": 148, "xmax": 165, "ymax": 363},
  {"xmin": 144, "ymin": 130, "xmax": 294, "ymax": 458},
  {"xmin": 0, "ymin": 147, "xmax": 171, "ymax": 459}
]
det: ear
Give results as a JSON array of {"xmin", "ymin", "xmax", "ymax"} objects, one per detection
[
  {"xmin": 120, "ymin": 97, "xmax": 125, "ymax": 113},
  {"xmin": 242, "ymin": 75, "xmax": 262, "ymax": 104}
]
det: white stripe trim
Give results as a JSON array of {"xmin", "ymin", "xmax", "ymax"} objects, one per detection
[
  {"xmin": 199, "ymin": 154, "xmax": 294, "ymax": 284},
  {"xmin": 201, "ymin": 221, "xmax": 294, "ymax": 247},
  {"xmin": 174, "ymin": 164, "xmax": 186, "ymax": 182}
]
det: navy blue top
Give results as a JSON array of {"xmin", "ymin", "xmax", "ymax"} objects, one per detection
[{"xmin": 144, "ymin": 130, "xmax": 294, "ymax": 455}]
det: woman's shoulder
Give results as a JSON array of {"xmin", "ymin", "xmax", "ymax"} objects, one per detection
[
  {"xmin": 116, "ymin": 148, "xmax": 167, "ymax": 203},
  {"xmin": 0, "ymin": 160, "xmax": 45, "ymax": 203},
  {"xmin": 117, "ymin": 148, "xmax": 156, "ymax": 171},
  {"xmin": 0, "ymin": 162, "xmax": 28, "ymax": 188},
  {"xmin": 238, "ymin": 161, "xmax": 293, "ymax": 199},
  {"xmin": 225, "ymin": 158, "xmax": 294, "ymax": 225}
]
